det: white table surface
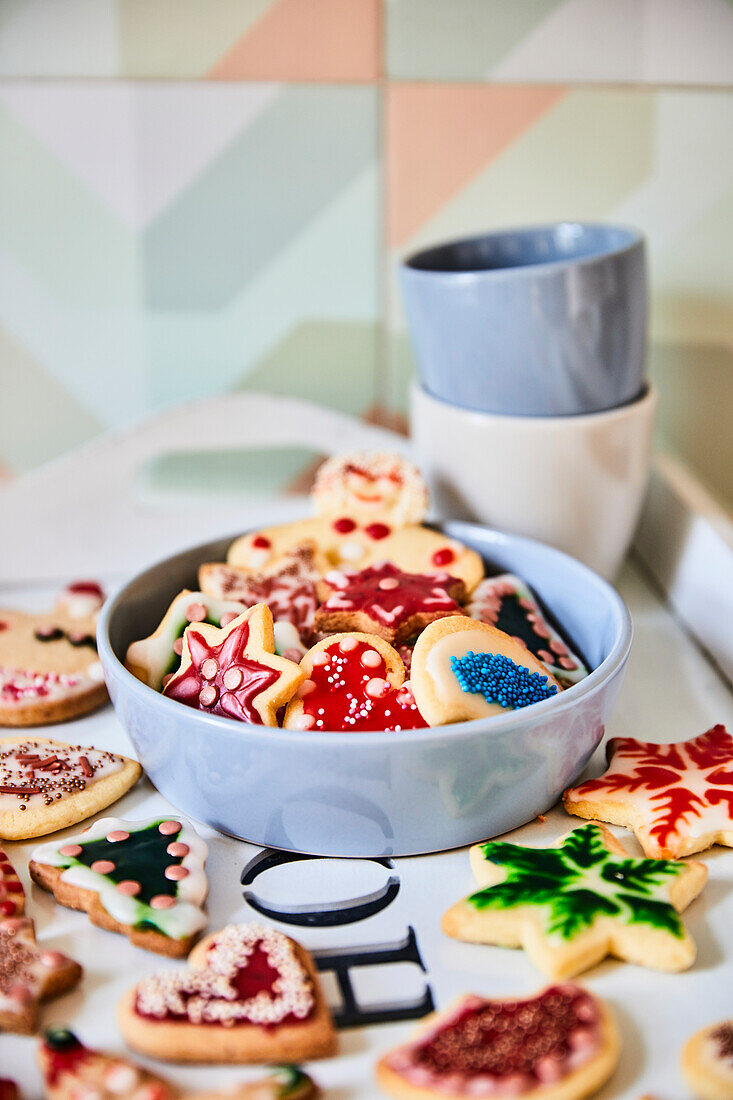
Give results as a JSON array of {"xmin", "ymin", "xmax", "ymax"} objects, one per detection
[{"xmin": 3, "ymin": 558, "xmax": 732, "ymax": 1098}]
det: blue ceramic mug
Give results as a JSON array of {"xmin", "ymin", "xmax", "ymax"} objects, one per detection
[{"xmin": 400, "ymin": 223, "xmax": 647, "ymax": 417}]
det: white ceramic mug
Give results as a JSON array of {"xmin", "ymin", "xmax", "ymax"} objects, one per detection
[{"xmin": 412, "ymin": 381, "xmax": 657, "ymax": 580}]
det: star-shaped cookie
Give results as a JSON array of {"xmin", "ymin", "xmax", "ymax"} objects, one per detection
[
  {"xmin": 442, "ymin": 822, "xmax": 707, "ymax": 978},
  {"xmin": 0, "ymin": 917, "xmax": 82, "ymax": 1034},
  {"xmin": 163, "ymin": 605, "xmax": 304, "ymax": 725},
  {"xmin": 38, "ymin": 1028, "xmax": 321, "ymax": 1100},
  {"xmin": 564, "ymin": 724, "xmax": 733, "ymax": 858}
]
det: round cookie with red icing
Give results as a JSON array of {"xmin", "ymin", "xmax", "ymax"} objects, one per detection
[
  {"xmin": 376, "ymin": 984, "xmax": 620, "ymax": 1100},
  {"xmin": 162, "ymin": 605, "xmax": 304, "ymax": 726},
  {"xmin": 118, "ymin": 922, "xmax": 337, "ymax": 1064},
  {"xmin": 0, "ymin": 736, "xmax": 142, "ymax": 841},
  {"xmin": 30, "ymin": 816, "xmax": 208, "ymax": 958},
  {"xmin": 283, "ymin": 633, "xmax": 427, "ymax": 732},
  {"xmin": 563, "ymin": 724, "xmax": 733, "ymax": 859},
  {"xmin": 682, "ymin": 1019, "xmax": 733, "ymax": 1100},
  {"xmin": 411, "ymin": 616, "xmax": 561, "ymax": 727},
  {"xmin": 0, "ymin": 916, "xmax": 82, "ymax": 1034},
  {"xmin": 0, "ymin": 584, "xmax": 107, "ymax": 726},
  {"xmin": 315, "ymin": 561, "xmax": 465, "ymax": 644},
  {"xmin": 125, "ymin": 589, "xmax": 249, "ymax": 691}
]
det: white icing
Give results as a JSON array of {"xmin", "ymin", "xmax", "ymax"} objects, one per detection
[
  {"xmin": 273, "ymin": 621, "xmax": 306, "ymax": 659},
  {"xmin": 337, "ymin": 540, "xmax": 367, "ymax": 562},
  {"xmin": 0, "ymin": 742, "xmax": 125, "ymax": 811},
  {"xmin": 31, "ymin": 816, "xmax": 208, "ymax": 940}
]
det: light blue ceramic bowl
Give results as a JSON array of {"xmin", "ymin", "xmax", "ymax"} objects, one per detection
[
  {"xmin": 97, "ymin": 522, "xmax": 632, "ymax": 857},
  {"xmin": 400, "ymin": 223, "xmax": 647, "ymax": 417}
]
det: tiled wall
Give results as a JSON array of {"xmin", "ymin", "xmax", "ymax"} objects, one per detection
[{"xmin": 0, "ymin": 0, "xmax": 732, "ymax": 508}]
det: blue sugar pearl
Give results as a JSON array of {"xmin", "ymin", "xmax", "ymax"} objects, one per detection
[{"xmin": 450, "ymin": 651, "xmax": 557, "ymax": 710}]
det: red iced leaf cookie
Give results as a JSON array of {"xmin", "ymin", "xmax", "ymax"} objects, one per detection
[
  {"xmin": 283, "ymin": 633, "xmax": 427, "ymax": 732},
  {"xmin": 163, "ymin": 605, "xmax": 304, "ymax": 726},
  {"xmin": 376, "ymin": 984, "xmax": 620, "ymax": 1100},
  {"xmin": 0, "ymin": 849, "xmax": 24, "ymax": 918},
  {"xmin": 0, "ymin": 917, "xmax": 82, "ymax": 1035},
  {"xmin": 314, "ymin": 561, "xmax": 465, "ymax": 643},
  {"xmin": 564, "ymin": 724, "xmax": 733, "ymax": 859},
  {"xmin": 118, "ymin": 923, "xmax": 336, "ymax": 1064}
]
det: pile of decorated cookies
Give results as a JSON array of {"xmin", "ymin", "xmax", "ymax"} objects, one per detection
[
  {"xmin": 124, "ymin": 452, "xmax": 588, "ymax": 732},
  {"xmin": 0, "ymin": 451, "xmax": 731, "ymax": 1100}
]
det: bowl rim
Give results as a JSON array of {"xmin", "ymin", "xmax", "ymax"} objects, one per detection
[
  {"xmin": 400, "ymin": 221, "xmax": 645, "ymax": 280},
  {"xmin": 97, "ymin": 521, "xmax": 633, "ymax": 748}
]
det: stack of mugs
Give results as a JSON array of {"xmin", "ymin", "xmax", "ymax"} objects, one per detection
[{"xmin": 403, "ymin": 223, "xmax": 655, "ymax": 580}]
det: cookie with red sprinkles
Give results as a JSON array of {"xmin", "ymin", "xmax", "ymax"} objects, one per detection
[
  {"xmin": 118, "ymin": 922, "xmax": 336, "ymax": 1064},
  {"xmin": 376, "ymin": 983, "xmax": 620, "ymax": 1100},
  {"xmin": 0, "ymin": 736, "xmax": 141, "ymax": 841}
]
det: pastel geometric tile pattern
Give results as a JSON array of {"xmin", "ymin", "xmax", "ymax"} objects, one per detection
[{"xmin": 0, "ymin": 0, "xmax": 730, "ymax": 510}]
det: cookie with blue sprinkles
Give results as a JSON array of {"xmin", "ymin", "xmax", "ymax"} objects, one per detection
[{"xmin": 410, "ymin": 616, "xmax": 561, "ymax": 726}]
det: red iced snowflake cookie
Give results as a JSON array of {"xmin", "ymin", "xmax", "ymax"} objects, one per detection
[
  {"xmin": 199, "ymin": 543, "xmax": 323, "ymax": 647},
  {"xmin": 376, "ymin": 984, "xmax": 619, "ymax": 1100},
  {"xmin": 564, "ymin": 724, "xmax": 733, "ymax": 859},
  {"xmin": 0, "ymin": 850, "xmax": 24, "ymax": 918},
  {"xmin": 314, "ymin": 561, "xmax": 465, "ymax": 643},
  {"xmin": 118, "ymin": 923, "xmax": 336, "ymax": 1064},
  {"xmin": 283, "ymin": 633, "xmax": 427, "ymax": 732},
  {"xmin": 163, "ymin": 605, "xmax": 304, "ymax": 726},
  {"xmin": 0, "ymin": 917, "xmax": 82, "ymax": 1034}
]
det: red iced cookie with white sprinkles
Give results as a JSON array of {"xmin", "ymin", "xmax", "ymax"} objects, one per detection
[
  {"xmin": 315, "ymin": 561, "xmax": 465, "ymax": 643},
  {"xmin": 283, "ymin": 633, "xmax": 427, "ymax": 732}
]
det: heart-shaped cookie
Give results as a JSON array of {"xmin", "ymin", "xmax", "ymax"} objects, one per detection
[
  {"xmin": 118, "ymin": 923, "xmax": 336, "ymax": 1064},
  {"xmin": 283, "ymin": 633, "xmax": 427, "ymax": 732},
  {"xmin": 377, "ymin": 984, "xmax": 620, "ymax": 1100}
]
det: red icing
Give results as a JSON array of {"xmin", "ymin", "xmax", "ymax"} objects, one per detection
[
  {"xmin": 364, "ymin": 522, "xmax": 391, "ymax": 540},
  {"xmin": 41, "ymin": 1036, "xmax": 90, "ymax": 1087},
  {"xmin": 432, "ymin": 548, "xmax": 456, "ymax": 567},
  {"xmin": 0, "ymin": 623, "xmax": 7, "ymax": 632},
  {"xmin": 163, "ymin": 620, "xmax": 279, "ymax": 724},
  {"xmin": 233, "ymin": 944, "xmax": 281, "ymax": 1000},
  {"xmin": 301, "ymin": 639, "xmax": 426, "ymax": 732},
  {"xmin": 568, "ymin": 724, "xmax": 733, "ymax": 856},
  {"xmin": 389, "ymin": 985, "xmax": 600, "ymax": 1088},
  {"xmin": 333, "ymin": 516, "xmax": 357, "ymax": 534},
  {"xmin": 320, "ymin": 562, "xmax": 463, "ymax": 637},
  {"xmin": 251, "ymin": 536, "xmax": 271, "ymax": 550},
  {"xmin": 66, "ymin": 581, "xmax": 104, "ymax": 598},
  {"xmin": 213, "ymin": 550, "xmax": 318, "ymax": 644},
  {"xmin": 0, "ymin": 1082, "xmax": 19, "ymax": 1100},
  {"xmin": 0, "ymin": 901, "xmax": 16, "ymax": 916}
]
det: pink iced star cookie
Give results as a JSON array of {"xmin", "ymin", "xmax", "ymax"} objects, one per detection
[
  {"xmin": 163, "ymin": 605, "xmax": 304, "ymax": 726},
  {"xmin": 564, "ymin": 724, "xmax": 733, "ymax": 859}
]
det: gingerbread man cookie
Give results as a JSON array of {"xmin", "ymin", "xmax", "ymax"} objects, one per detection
[
  {"xmin": 411, "ymin": 616, "xmax": 561, "ymax": 726},
  {"xmin": 283, "ymin": 633, "xmax": 427, "ymax": 732},
  {"xmin": 163, "ymin": 605, "xmax": 304, "ymax": 725},
  {"xmin": 125, "ymin": 589, "xmax": 250, "ymax": 690},
  {"xmin": 199, "ymin": 543, "xmax": 324, "ymax": 650},
  {"xmin": 314, "ymin": 561, "xmax": 465, "ymax": 643},
  {"xmin": 38, "ymin": 1027, "xmax": 322, "ymax": 1100},
  {"xmin": 442, "ymin": 822, "xmax": 707, "ymax": 978},
  {"xmin": 466, "ymin": 574, "xmax": 589, "ymax": 688},
  {"xmin": 564, "ymin": 724, "xmax": 733, "ymax": 859},
  {"xmin": 682, "ymin": 1020, "xmax": 733, "ymax": 1100},
  {"xmin": 377, "ymin": 984, "xmax": 620, "ymax": 1100},
  {"xmin": 0, "ymin": 849, "xmax": 24, "ymax": 918},
  {"xmin": 227, "ymin": 453, "xmax": 484, "ymax": 592},
  {"xmin": 31, "ymin": 816, "xmax": 208, "ymax": 957},
  {"xmin": 118, "ymin": 922, "xmax": 336, "ymax": 1064},
  {"xmin": 0, "ymin": 583, "xmax": 107, "ymax": 726},
  {"xmin": 0, "ymin": 736, "xmax": 142, "ymax": 841},
  {"xmin": 0, "ymin": 917, "xmax": 82, "ymax": 1034}
]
